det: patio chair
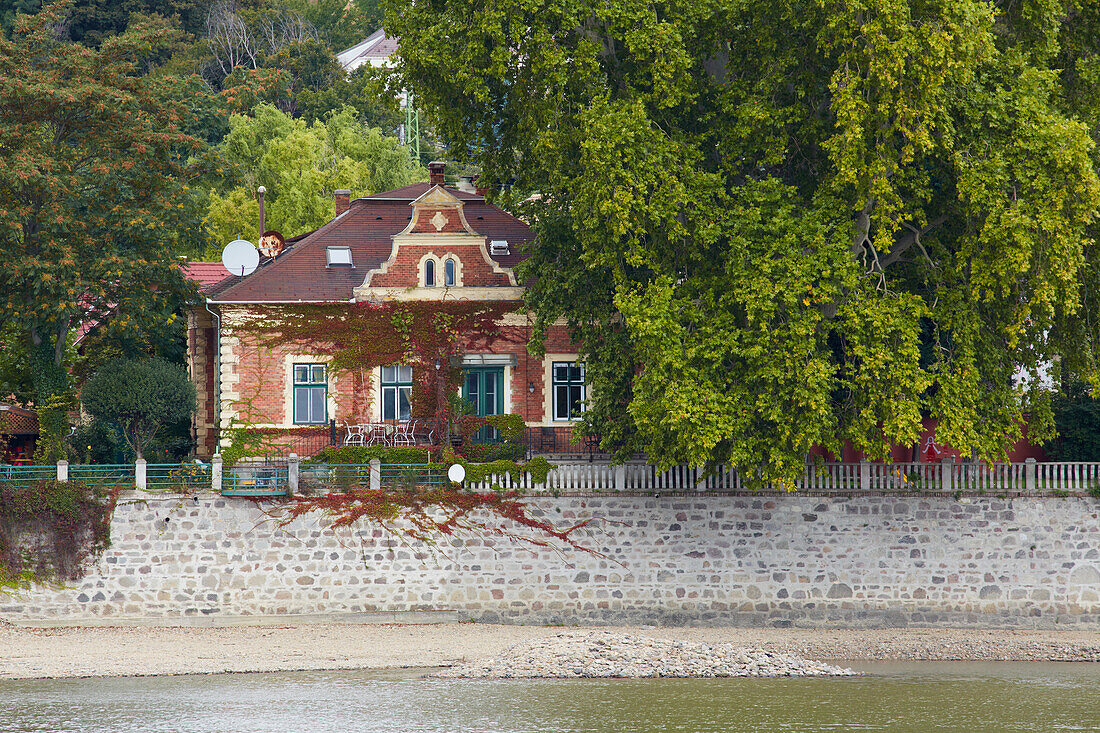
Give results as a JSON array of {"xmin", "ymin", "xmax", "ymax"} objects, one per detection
[
  {"xmin": 365, "ymin": 423, "xmax": 388, "ymax": 447},
  {"xmin": 392, "ymin": 421, "xmax": 416, "ymax": 447},
  {"xmin": 342, "ymin": 422, "xmax": 365, "ymax": 446}
]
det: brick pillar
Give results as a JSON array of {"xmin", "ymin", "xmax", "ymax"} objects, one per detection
[{"xmin": 1025, "ymin": 457, "xmax": 1037, "ymax": 493}]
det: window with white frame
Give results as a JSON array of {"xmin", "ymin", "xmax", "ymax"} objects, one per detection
[
  {"xmin": 552, "ymin": 361, "xmax": 585, "ymax": 420},
  {"xmin": 380, "ymin": 365, "xmax": 413, "ymax": 421},
  {"xmin": 293, "ymin": 364, "xmax": 327, "ymax": 424},
  {"xmin": 444, "ymin": 258, "xmax": 456, "ymax": 286},
  {"xmin": 424, "ymin": 259, "xmax": 436, "ymax": 287}
]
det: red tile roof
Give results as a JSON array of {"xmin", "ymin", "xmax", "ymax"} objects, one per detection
[
  {"xmin": 182, "ymin": 262, "xmax": 234, "ymax": 293},
  {"xmin": 208, "ymin": 184, "xmax": 533, "ymax": 303}
]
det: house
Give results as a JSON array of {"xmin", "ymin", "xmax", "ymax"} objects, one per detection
[
  {"xmin": 336, "ymin": 29, "xmax": 398, "ymax": 72},
  {"xmin": 186, "ymin": 163, "xmax": 584, "ymax": 457}
]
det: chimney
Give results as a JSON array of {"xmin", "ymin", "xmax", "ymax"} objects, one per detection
[
  {"xmin": 428, "ymin": 161, "xmax": 446, "ymax": 187},
  {"xmin": 334, "ymin": 189, "xmax": 351, "ymax": 217},
  {"xmin": 474, "ymin": 175, "xmax": 488, "ymax": 197}
]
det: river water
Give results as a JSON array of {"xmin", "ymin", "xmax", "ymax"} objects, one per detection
[{"xmin": 1, "ymin": 662, "xmax": 1098, "ymax": 732}]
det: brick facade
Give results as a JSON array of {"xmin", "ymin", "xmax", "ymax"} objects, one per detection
[{"xmin": 187, "ymin": 183, "xmax": 583, "ymax": 457}]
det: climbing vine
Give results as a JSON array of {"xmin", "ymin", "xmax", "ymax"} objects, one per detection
[
  {"xmin": 233, "ymin": 300, "xmax": 521, "ymax": 437},
  {"xmin": 270, "ymin": 484, "xmax": 595, "ymax": 555},
  {"xmin": 0, "ymin": 479, "xmax": 119, "ymax": 589}
]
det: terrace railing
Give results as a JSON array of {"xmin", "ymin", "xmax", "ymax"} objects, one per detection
[
  {"xmin": 4, "ymin": 456, "xmax": 1099, "ymax": 496},
  {"xmin": 67, "ymin": 464, "xmax": 135, "ymax": 485},
  {"xmin": 145, "ymin": 463, "xmax": 212, "ymax": 492},
  {"xmin": 221, "ymin": 463, "xmax": 289, "ymax": 497},
  {"xmin": 0, "ymin": 463, "xmax": 58, "ymax": 485}
]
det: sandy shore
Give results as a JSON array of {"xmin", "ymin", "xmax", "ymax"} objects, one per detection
[{"xmin": 1, "ymin": 622, "xmax": 1097, "ymax": 680}]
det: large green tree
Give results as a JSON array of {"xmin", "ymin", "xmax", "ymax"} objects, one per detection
[
  {"xmin": 0, "ymin": 3, "xmax": 211, "ymax": 410},
  {"xmin": 389, "ymin": 0, "xmax": 1100, "ymax": 480},
  {"xmin": 206, "ymin": 103, "xmax": 422, "ymax": 243}
]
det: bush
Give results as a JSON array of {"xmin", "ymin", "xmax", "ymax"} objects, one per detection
[{"xmin": 307, "ymin": 445, "xmax": 436, "ymax": 465}]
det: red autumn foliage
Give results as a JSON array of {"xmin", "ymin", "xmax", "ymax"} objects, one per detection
[{"xmin": 267, "ymin": 487, "xmax": 601, "ymax": 555}]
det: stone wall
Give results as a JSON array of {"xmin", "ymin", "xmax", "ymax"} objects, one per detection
[{"xmin": 3, "ymin": 493, "xmax": 1099, "ymax": 627}]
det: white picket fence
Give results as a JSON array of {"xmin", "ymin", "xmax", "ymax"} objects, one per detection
[{"xmin": 466, "ymin": 458, "xmax": 1100, "ymax": 494}]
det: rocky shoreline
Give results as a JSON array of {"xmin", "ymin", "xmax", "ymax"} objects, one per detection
[
  {"xmin": 1, "ymin": 623, "xmax": 1098, "ymax": 680},
  {"xmin": 435, "ymin": 631, "xmax": 857, "ymax": 678}
]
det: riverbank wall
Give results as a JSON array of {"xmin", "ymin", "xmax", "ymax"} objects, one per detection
[{"xmin": 3, "ymin": 493, "xmax": 1099, "ymax": 627}]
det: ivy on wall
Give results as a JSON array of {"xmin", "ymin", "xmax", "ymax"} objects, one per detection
[
  {"xmin": 0, "ymin": 479, "xmax": 118, "ymax": 589},
  {"xmin": 232, "ymin": 300, "xmax": 521, "ymax": 434}
]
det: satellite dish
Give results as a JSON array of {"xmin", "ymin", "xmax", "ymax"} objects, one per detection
[
  {"xmin": 447, "ymin": 463, "xmax": 466, "ymax": 483},
  {"xmin": 222, "ymin": 239, "xmax": 259, "ymax": 276}
]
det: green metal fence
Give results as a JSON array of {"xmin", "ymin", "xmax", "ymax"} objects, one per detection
[
  {"xmin": 0, "ymin": 464, "xmax": 57, "ymax": 485},
  {"xmin": 222, "ymin": 464, "xmax": 288, "ymax": 496},
  {"xmin": 146, "ymin": 463, "xmax": 212, "ymax": 491},
  {"xmin": 298, "ymin": 463, "xmax": 447, "ymax": 492},
  {"xmin": 300, "ymin": 463, "xmax": 371, "ymax": 492},
  {"xmin": 67, "ymin": 464, "xmax": 134, "ymax": 485},
  {"xmin": 381, "ymin": 463, "xmax": 446, "ymax": 489}
]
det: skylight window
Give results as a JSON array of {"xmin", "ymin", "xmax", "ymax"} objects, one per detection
[{"xmin": 326, "ymin": 246, "xmax": 353, "ymax": 267}]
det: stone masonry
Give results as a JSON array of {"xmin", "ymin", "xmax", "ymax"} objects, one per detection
[{"xmin": 3, "ymin": 493, "xmax": 1098, "ymax": 627}]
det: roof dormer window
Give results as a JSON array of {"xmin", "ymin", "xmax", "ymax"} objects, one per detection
[
  {"xmin": 326, "ymin": 246, "xmax": 353, "ymax": 267},
  {"xmin": 489, "ymin": 240, "xmax": 509, "ymax": 256}
]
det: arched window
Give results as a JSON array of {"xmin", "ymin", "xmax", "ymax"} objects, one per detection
[
  {"xmin": 444, "ymin": 258, "xmax": 456, "ymax": 286},
  {"xmin": 424, "ymin": 259, "xmax": 435, "ymax": 287}
]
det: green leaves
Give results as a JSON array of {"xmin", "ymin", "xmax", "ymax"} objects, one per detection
[
  {"xmin": 206, "ymin": 104, "xmax": 422, "ymax": 243},
  {"xmin": 0, "ymin": 3, "xmax": 212, "ymax": 406},
  {"xmin": 81, "ymin": 357, "xmax": 196, "ymax": 460},
  {"xmin": 372, "ymin": 1, "xmax": 1100, "ymax": 479}
]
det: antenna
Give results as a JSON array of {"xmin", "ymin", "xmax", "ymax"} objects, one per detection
[{"xmin": 221, "ymin": 239, "xmax": 259, "ymax": 277}]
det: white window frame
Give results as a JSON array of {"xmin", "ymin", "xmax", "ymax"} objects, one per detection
[
  {"xmin": 551, "ymin": 360, "xmax": 586, "ymax": 421},
  {"xmin": 293, "ymin": 363, "xmax": 328, "ymax": 424},
  {"xmin": 380, "ymin": 364, "xmax": 413, "ymax": 422}
]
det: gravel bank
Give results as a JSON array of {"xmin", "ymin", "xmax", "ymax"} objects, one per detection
[
  {"xmin": 0, "ymin": 623, "xmax": 1097, "ymax": 680},
  {"xmin": 435, "ymin": 631, "xmax": 856, "ymax": 678}
]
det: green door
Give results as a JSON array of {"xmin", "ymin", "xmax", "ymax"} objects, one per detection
[{"xmin": 463, "ymin": 367, "xmax": 504, "ymax": 442}]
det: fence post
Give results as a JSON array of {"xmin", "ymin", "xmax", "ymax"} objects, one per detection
[
  {"xmin": 860, "ymin": 459, "xmax": 870, "ymax": 491},
  {"xmin": 369, "ymin": 458, "xmax": 381, "ymax": 492},
  {"xmin": 287, "ymin": 452, "xmax": 299, "ymax": 495},
  {"xmin": 57, "ymin": 459, "xmax": 68, "ymax": 482},
  {"xmin": 211, "ymin": 455, "xmax": 223, "ymax": 493},
  {"xmin": 942, "ymin": 456, "xmax": 954, "ymax": 493},
  {"xmin": 135, "ymin": 459, "xmax": 147, "ymax": 490},
  {"xmin": 614, "ymin": 464, "xmax": 626, "ymax": 492},
  {"xmin": 1025, "ymin": 457, "xmax": 1037, "ymax": 494}
]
